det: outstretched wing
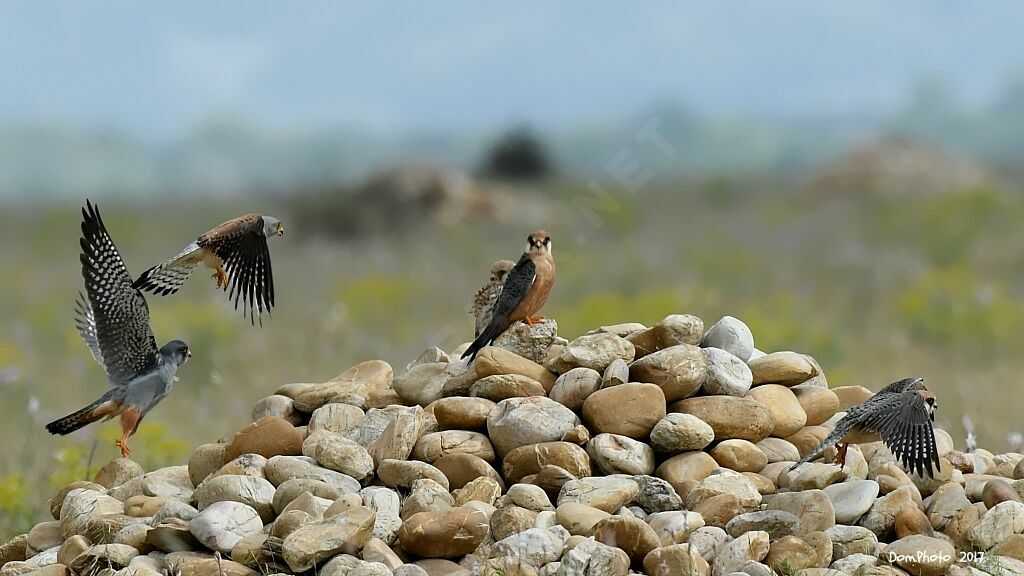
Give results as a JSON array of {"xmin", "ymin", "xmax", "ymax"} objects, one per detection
[
  {"xmin": 857, "ymin": 391, "xmax": 940, "ymax": 478},
  {"xmin": 197, "ymin": 214, "xmax": 275, "ymax": 325},
  {"xmin": 132, "ymin": 242, "xmax": 202, "ymax": 296},
  {"xmin": 74, "ymin": 292, "xmax": 104, "ymax": 368},
  {"xmin": 461, "ymin": 256, "xmax": 535, "ymax": 360},
  {"xmin": 80, "ymin": 201, "xmax": 161, "ymax": 385}
]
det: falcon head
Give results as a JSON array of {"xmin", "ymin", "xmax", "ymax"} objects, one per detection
[
  {"xmin": 262, "ymin": 216, "xmax": 285, "ymax": 237},
  {"xmin": 490, "ymin": 259, "xmax": 516, "ymax": 283},
  {"xmin": 161, "ymin": 340, "xmax": 192, "ymax": 366},
  {"xmin": 526, "ymin": 230, "xmax": 552, "ymax": 255}
]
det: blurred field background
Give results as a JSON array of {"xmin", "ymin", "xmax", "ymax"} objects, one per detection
[{"xmin": 4, "ymin": 2, "xmax": 1024, "ymax": 537}]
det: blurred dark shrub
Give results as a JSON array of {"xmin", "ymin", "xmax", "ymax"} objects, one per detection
[{"xmin": 479, "ymin": 126, "xmax": 554, "ymax": 181}]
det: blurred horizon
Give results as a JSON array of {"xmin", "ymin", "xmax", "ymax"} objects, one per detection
[{"xmin": 4, "ymin": 3, "xmax": 1024, "ymax": 197}]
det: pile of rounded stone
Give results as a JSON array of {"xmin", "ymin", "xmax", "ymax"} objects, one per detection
[{"xmin": 3, "ymin": 314, "xmax": 1024, "ymax": 576}]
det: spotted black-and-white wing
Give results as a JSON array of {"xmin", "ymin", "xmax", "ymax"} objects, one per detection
[
  {"xmin": 80, "ymin": 201, "xmax": 161, "ymax": 385},
  {"xmin": 74, "ymin": 292, "xmax": 104, "ymax": 368}
]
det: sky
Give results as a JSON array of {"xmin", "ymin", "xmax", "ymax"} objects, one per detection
[{"xmin": 1, "ymin": 2, "xmax": 1022, "ymax": 139}]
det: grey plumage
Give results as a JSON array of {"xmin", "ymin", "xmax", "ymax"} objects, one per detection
[
  {"xmin": 47, "ymin": 201, "xmax": 191, "ymax": 451},
  {"xmin": 790, "ymin": 377, "xmax": 940, "ymax": 478}
]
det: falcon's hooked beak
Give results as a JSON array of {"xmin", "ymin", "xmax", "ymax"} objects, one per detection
[
  {"xmin": 186, "ymin": 348, "xmax": 192, "ymax": 358},
  {"xmin": 275, "ymin": 222, "xmax": 285, "ymax": 236}
]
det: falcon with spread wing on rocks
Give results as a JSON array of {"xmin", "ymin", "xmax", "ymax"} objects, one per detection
[
  {"xmin": 133, "ymin": 213, "xmax": 284, "ymax": 324},
  {"xmin": 790, "ymin": 377, "xmax": 940, "ymax": 478},
  {"xmin": 46, "ymin": 201, "xmax": 191, "ymax": 458},
  {"xmin": 462, "ymin": 230, "xmax": 555, "ymax": 361}
]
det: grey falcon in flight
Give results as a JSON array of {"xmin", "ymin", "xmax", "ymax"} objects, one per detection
[
  {"xmin": 46, "ymin": 201, "xmax": 191, "ymax": 458},
  {"xmin": 463, "ymin": 230, "xmax": 555, "ymax": 361},
  {"xmin": 132, "ymin": 213, "xmax": 284, "ymax": 325},
  {"xmin": 790, "ymin": 376, "xmax": 940, "ymax": 478}
]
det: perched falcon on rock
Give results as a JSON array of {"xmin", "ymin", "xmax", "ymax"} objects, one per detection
[
  {"xmin": 471, "ymin": 259, "xmax": 516, "ymax": 337},
  {"xmin": 462, "ymin": 230, "xmax": 555, "ymax": 360},
  {"xmin": 46, "ymin": 201, "xmax": 191, "ymax": 458},
  {"xmin": 133, "ymin": 214, "xmax": 284, "ymax": 324},
  {"xmin": 790, "ymin": 377, "xmax": 940, "ymax": 478}
]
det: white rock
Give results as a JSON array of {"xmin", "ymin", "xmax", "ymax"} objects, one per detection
[{"xmin": 188, "ymin": 500, "xmax": 263, "ymax": 553}]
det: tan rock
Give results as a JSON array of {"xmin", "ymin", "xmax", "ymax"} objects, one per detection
[
  {"xmin": 628, "ymin": 344, "xmax": 706, "ymax": 402},
  {"xmin": 93, "ymin": 458, "xmax": 145, "ymax": 489},
  {"xmin": 656, "ymin": 451, "xmax": 718, "ymax": 496},
  {"xmin": 643, "ymin": 543, "xmax": 709, "ymax": 576},
  {"xmin": 582, "ymin": 383, "xmax": 665, "ymax": 439},
  {"xmin": 790, "ymin": 385, "xmax": 840, "ymax": 426},
  {"xmin": 883, "ymin": 535, "xmax": 955, "ymax": 576},
  {"xmin": 626, "ymin": 314, "xmax": 704, "ymax": 358},
  {"xmin": 281, "ymin": 506, "xmax": 375, "ymax": 572},
  {"xmin": 593, "ymin": 515, "xmax": 660, "ymax": 563},
  {"xmin": 767, "ymin": 490, "xmax": 835, "ymax": 534},
  {"xmin": 56, "ymin": 534, "xmax": 89, "ymax": 566},
  {"xmin": 308, "ymin": 403, "xmax": 365, "ymax": 435},
  {"xmin": 766, "ymin": 535, "xmax": 822, "ymax": 573},
  {"xmin": 473, "ymin": 347, "xmax": 556, "ymax": 390},
  {"xmin": 378, "ymin": 459, "xmax": 450, "ymax": 491},
  {"xmin": 860, "ymin": 485, "xmax": 916, "ymax": 537},
  {"xmin": 470, "ymin": 373, "xmax": 547, "ymax": 401},
  {"xmin": 786, "ymin": 426, "xmax": 831, "ymax": 457},
  {"xmin": 670, "ymin": 396, "xmax": 774, "ymax": 442},
  {"xmin": 710, "ymin": 439, "xmax": 768, "ymax": 472},
  {"xmin": 368, "ymin": 406, "xmax": 426, "ymax": 466},
  {"xmin": 553, "ymin": 332, "xmax": 636, "ymax": 373},
  {"xmin": 548, "ymin": 367, "xmax": 602, "ymax": 412},
  {"xmin": 747, "ymin": 384, "xmax": 807, "ymax": 437},
  {"xmin": 487, "ymin": 396, "xmax": 579, "ymax": 458},
  {"xmin": 694, "ymin": 493, "xmax": 743, "ymax": 529},
  {"xmin": 397, "ymin": 506, "xmax": 490, "ymax": 558},
  {"xmin": 556, "ymin": 476, "xmax": 639, "ymax": 513},
  {"xmin": 489, "ymin": 506, "xmax": 538, "ymax": 541},
  {"xmin": 224, "ymin": 416, "xmax": 303, "ymax": 461},
  {"xmin": 749, "ymin": 351, "xmax": 817, "ymax": 386},
  {"xmin": 411, "ymin": 430, "xmax": 496, "ymax": 465},
  {"xmin": 586, "ymin": 433, "xmax": 656, "ymax": 476},
  {"xmin": 832, "ymin": 386, "xmax": 874, "ymax": 411},
  {"xmin": 894, "ymin": 506, "xmax": 933, "ymax": 538},
  {"xmin": 650, "ymin": 413, "xmax": 715, "ymax": 454},
  {"xmin": 712, "ymin": 530, "xmax": 769, "ymax": 574},
  {"xmin": 453, "ymin": 476, "xmax": 502, "ymax": 506},
  {"xmin": 434, "ymin": 453, "xmax": 504, "ymax": 490},
  {"xmin": 293, "ymin": 360, "xmax": 392, "ymax": 412},
  {"xmin": 555, "ymin": 503, "xmax": 611, "ymax": 536},
  {"xmin": 430, "ymin": 397, "xmax": 495, "ymax": 431},
  {"xmin": 251, "ymin": 394, "xmax": 303, "ymax": 426},
  {"xmin": 187, "ymin": 443, "xmax": 227, "ymax": 487},
  {"xmin": 757, "ymin": 437, "xmax": 801, "ymax": 463},
  {"xmin": 982, "ymin": 478, "xmax": 1021, "ymax": 508}
]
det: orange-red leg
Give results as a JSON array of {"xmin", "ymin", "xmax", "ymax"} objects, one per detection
[
  {"xmin": 212, "ymin": 264, "xmax": 229, "ymax": 290},
  {"xmin": 834, "ymin": 442, "xmax": 849, "ymax": 469},
  {"xmin": 523, "ymin": 316, "xmax": 545, "ymax": 325},
  {"xmin": 116, "ymin": 408, "xmax": 142, "ymax": 459}
]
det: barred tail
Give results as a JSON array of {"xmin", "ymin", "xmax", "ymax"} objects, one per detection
[
  {"xmin": 789, "ymin": 424, "xmax": 850, "ymax": 472},
  {"xmin": 132, "ymin": 244, "xmax": 199, "ymax": 296},
  {"xmin": 45, "ymin": 396, "xmax": 111, "ymax": 435}
]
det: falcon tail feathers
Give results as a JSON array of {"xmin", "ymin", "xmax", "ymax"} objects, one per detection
[
  {"xmin": 45, "ymin": 395, "xmax": 112, "ymax": 436},
  {"xmin": 789, "ymin": 425, "xmax": 850, "ymax": 472},
  {"xmin": 461, "ymin": 314, "xmax": 508, "ymax": 361},
  {"xmin": 132, "ymin": 248, "xmax": 199, "ymax": 297}
]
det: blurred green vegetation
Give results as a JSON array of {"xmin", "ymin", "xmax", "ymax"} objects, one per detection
[{"xmin": 2, "ymin": 178, "xmax": 1024, "ymax": 538}]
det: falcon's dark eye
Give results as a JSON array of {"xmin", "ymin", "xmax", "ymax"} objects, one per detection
[{"xmin": 544, "ymin": 236, "xmax": 551, "ymax": 244}]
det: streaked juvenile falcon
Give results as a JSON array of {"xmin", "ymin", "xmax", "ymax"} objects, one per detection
[
  {"xmin": 133, "ymin": 213, "xmax": 284, "ymax": 325},
  {"xmin": 790, "ymin": 377, "xmax": 940, "ymax": 478},
  {"xmin": 462, "ymin": 230, "xmax": 555, "ymax": 360},
  {"xmin": 46, "ymin": 201, "xmax": 192, "ymax": 458},
  {"xmin": 471, "ymin": 259, "xmax": 516, "ymax": 337}
]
